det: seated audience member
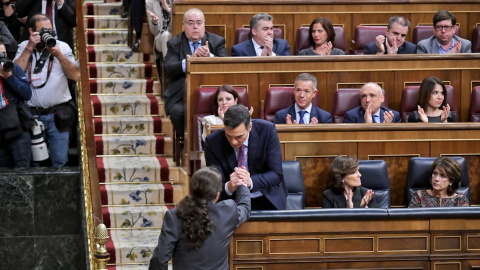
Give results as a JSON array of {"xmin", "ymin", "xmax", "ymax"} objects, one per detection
[
  {"xmin": 274, "ymin": 73, "xmax": 332, "ymax": 124},
  {"xmin": 298, "ymin": 17, "xmax": 345, "ymax": 55},
  {"xmin": 322, "ymin": 156, "xmax": 378, "ymax": 208},
  {"xmin": 407, "ymin": 76, "xmax": 457, "ymax": 122},
  {"xmin": 408, "ymin": 157, "xmax": 469, "ymax": 207},
  {"xmin": 149, "ymin": 166, "xmax": 251, "ymax": 269},
  {"xmin": 344, "ymin": 82, "xmax": 401, "ymax": 123},
  {"xmin": 205, "ymin": 104, "xmax": 287, "ymax": 210},
  {"xmin": 146, "ymin": 0, "xmax": 172, "ymax": 59},
  {"xmin": 364, "ymin": 16, "xmax": 416, "ymax": 55},
  {"xmin": 231, "ymin": 13, "xmax": 291, "ymax": 56},
  {"xmin": 0, "ymin": 41, "xmax": 32, "ymax": 168},
  {"xmin": 416, "ymin": 10, "xmax": 471, "ymax": 54},
  {"xmin": 202, "ymin": 84, "xmax": 253, "ymax": 141},
  {"xmin": 164, "ymin": 8, "xmax": 228, "ymax": 139}
]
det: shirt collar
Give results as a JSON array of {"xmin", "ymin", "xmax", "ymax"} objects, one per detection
[
  {"xmin": 294, "ymin": 103, "xmax": 312, "ymax": 114},
  {"xmin": 436, "ymin": 38, "xmax": 455, "ymax": 54}
]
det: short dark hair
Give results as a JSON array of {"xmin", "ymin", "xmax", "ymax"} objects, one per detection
[
  {"xmin": 28, "ymin": 14, "xmax": 52, "ymax": 31},
  {"xmin": 250, "ymin": 13, "xmax": 273, "ymax": 35},
  {"xmin": 212, "ymin": 84, "xmax": 241, "ymax": 116},
  {"xmin": 433, "ymin": 10, "xmax": 456, "ymax": 26},
  {"xmin": 388, "ymin": 16, "xmax": 411, "ymax": 30},
  {"xmin": 308, "ymin": 17, "xmax": 336, "ymax": 48},
  {"xmin": 430, "ymin": 157, "xmax": 462, "ymax": 196},
  {"xmin": 327, "ymin": 156, "xmax": 359, "ymax": 194},
  {"xmin": 417, "ymin": 76, "xmax": 447, "ymax": 110},
  {"xmin": 223, "ymin": 104, "xmax": 250, "ymax": 130}
]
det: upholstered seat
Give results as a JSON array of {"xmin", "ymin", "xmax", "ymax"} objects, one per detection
[
  {"xmin": 234, "ymin": 27, "xmax": 284, "ymax": 45},
  {"xmin": 406, "ymin": 157, "xmax": 471, "ymax": 205},
  {"xmin": 282, "ymin": 160, "xmax": 305, "ymax": 210},
  {"xmin": 412, "ymin": 25, "xmax": 461, "ymax": 44},
  {"xmin": 261, "ymin": 86, "xmax": 319, "ymax": 122},
  {"xmin": 473, "ymin": 25, "xmax": 480, "ymax": 53},
  {"xmin": 193, "ymin": 87, "xmax": 249, "ymax": 152},
  {"xmin": 294, "ymin": 26, "xmax": 347, "ymax": 55},
  {"xmin": 400, "ymin": 85, "xmax": 457, "ymax": 122},
  {"xmin": 358, "ymin": 160, "xmax": 391, "ymax": 208},
  {"xmin": 351, "ymin": 25, "xmax": 387, "ymax": 55},
  {"xmin": 470, "ymin": 86, "xmax": 480, "ymax": 122},
  {"xmin": 331, "ymin": 88, "xmax": 389, "ymax": 123}
]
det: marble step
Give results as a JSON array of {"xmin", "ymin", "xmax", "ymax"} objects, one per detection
[
  {"xmin": 87, "ymin": 46, "xmax": 150, "ymax": 63},
  {"xmin": 95, "ymin": 134, "xmax": 166, "ymax": 156},
  {"xmin": 94, "ymin": 116, "xmax": 162, "ymax": 135},
  {"xmin": 88, "ymin": 63, "xmax": 153, "ymax": 79},
  {"xmin": 100, "ymin": 182, "xmax": 182, "ymax": 205},
  {"xmin": 103, "ymin": 205, "xmax": 174, "ymax": 229},
  {"xmin": 90, "ymin": 79, "xmax": 159, "ymax": 95},
  {"xmin": 84, "ymin": 2, "xmax": 122, "ymax": 16},
  {"xmin": 84, "ymin": 16, "xmax": 128, "ymax": 30},
  {"xmin": 86, "ymin": 29, "xmax": 128, "ymax": 45},
  {"xmin": 91, "ymin": 95, "xmax": 159, "ymax": 116},
  {"xmin": 107, "ymin": 228, "xmax": 160, "ymax": 264}
]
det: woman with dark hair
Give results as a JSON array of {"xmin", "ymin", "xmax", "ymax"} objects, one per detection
[
  {"xmin": 149, "ymin": 166, "xmax": 251, "ymax": 269},
  {"xmin": 202, "ymin": 84, "xmax": 253, "ymax": 140},
  {"xmin": 407, "ymin": 76, "xmax": 457, "ymax": 122},
  {"xmin": 298, "ymin": 17, "xmax": 345, "ymax": 56},
  {"xmin": 409, "ymin": 157, "xmax": 469, "ymax": 207},
  {"xmin": 322, "ymin": 156, "xmax": 378, "ymax": 208}
]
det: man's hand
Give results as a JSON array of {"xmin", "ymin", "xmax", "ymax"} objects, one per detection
[
  {"xmin": 28, "ymin": 31, "xmax": 41, "ymax": 49},
  {"xmin": 364, "ymin": 104, "xmax": 373, "ymax": 123},
  {"xmin": 235, "ymin": 166, "xmax": 251, "ymax": 188},
  {"xmin": 383, "ymin": 111, "xmax": 394, "ymax": 123},
  {"xmin": 375, "ymin": 35, "xmax": 386, "ymax": 54},
  {"xmin": 193, "ymin": 41, "xmax": 210, "ymax": 57},
  {"xmin": 417, "ymin": 105, "xmax": 429, "ymax": 122},
  {"xmin": 449, "ymin": 39, "xmax": 462, "ymax": 54},
  {"xmin": 46, "ymin": 44, "xmax": 62, "ymax": 58},
  {"xmin": 385, "ymin": 37, "xmax": 398, "ymax": 54},
  {"xmin": 440, "ymin": 104, "xmax": 450, "ymax": 122},
  {"xmin": 228, "ymin": 171, "xmax": 246, "ymax": 193},
  {"xmin": 261, "ymin": 36, "xmax": 273, "ymax": 56},
  {"xmin": 285, "ymin": 114, "xmax": 297, "ymax": 124},
  {"xmin": 310, "ymin": 117, "xmax": 319, "ymax": 124}
]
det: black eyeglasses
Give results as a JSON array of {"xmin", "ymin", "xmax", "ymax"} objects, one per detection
[{"xmin": 434, "ymin": 25, "xmax": 453, "ymax": 31}]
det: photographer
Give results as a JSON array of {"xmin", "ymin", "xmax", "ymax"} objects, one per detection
[
  {"xmin": 14, "ymin": 14, "xmax": 80, "ymax": 167},
  {"xmin": 0, "ymin": 41, "xmax": 32, "ymax": 168}
]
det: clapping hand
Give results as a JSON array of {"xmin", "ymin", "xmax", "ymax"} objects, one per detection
[
  {"xmin": 193, "ymin": 41, "xmax": 211, "ymax": 57},
  {"xmin": 261, "ymin": 36, "xmax": 274, "ymax": 56},
  {"xmin": 440, "ymin": 104, "xmax": 450, "ymax": 122},
  {"xmin": 417, "ymin": 105, "xmax": 429, "ymax": 122},
  {"xmin": 360, "ymin": 189, "xmax": 375, "ymax": 208}
]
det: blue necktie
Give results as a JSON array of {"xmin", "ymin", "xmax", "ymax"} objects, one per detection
[
  {"xmin": 298, "ymin": 110, "xmax": 305, "ymax": 124},
  {"xmin": 373, "ymin": 115, "xmax": 379, "ymax": 123},
  {"xmin": 192, "ymin": 42, "xmax": 200, "ymax": 53}
]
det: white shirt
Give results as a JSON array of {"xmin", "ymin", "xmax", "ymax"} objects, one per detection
[{"xmin": 295, "ymin": 103, "xmax": 313, "ymax": 124}]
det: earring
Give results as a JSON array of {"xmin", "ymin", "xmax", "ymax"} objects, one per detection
[
  {"xmin": 447, "ymin": 184, "xmax": 452, "ymax": 192},
  {"xmin": 342, "ymin": 180, "xmax": 345, "ymax": 188}
]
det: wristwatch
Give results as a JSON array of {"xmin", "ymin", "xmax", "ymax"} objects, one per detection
[{"xmin": 3, "ymin": 1, "xmax": 10, "ymax": 6}]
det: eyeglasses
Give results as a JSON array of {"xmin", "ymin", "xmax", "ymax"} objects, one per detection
[{"xmin": 434, "ymin": 25, "xmax": 453, "ymax": 31}]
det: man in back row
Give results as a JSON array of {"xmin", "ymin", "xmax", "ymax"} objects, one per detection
[
  {"xmin": 364, "ymin": 16, "xmax": 416, "ymax": 55},
  {"xmin": 232, "ymin": 13, "xmax": 291, "ymax": 56}
]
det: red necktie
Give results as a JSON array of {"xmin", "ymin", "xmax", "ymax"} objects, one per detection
[{"xmin": 46, "ymin": 0, "xmax": 53, "ymax": 19}]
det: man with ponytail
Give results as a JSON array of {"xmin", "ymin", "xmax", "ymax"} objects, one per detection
[{"xmin": 149, "ymin": 166, "xmax": 251, "ymax": 269}]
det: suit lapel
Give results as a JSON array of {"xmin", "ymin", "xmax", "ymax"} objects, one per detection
[
  {"xmin": 222, "ymin": 133, "xmax": 237, "ymax": 171},
  {"xmin": 247, "ymin": 121, "xmax": 258, "ymax": 170},
  {"xmin": 288, "ymin": 105, "xmax": 297, "ymax": 123},
  {"xmin": 431, "ymin": 38, "xmax": 440, "ymax": 54},
  {"xmin": 181, "ymin": 34, "xmax": 193, "ymax": 57},
  {"xmin": 247, "ymin": 40, "xmax": 256, "ymax": 56}
]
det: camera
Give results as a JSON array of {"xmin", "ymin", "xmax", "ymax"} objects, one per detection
[
  {"xmin": 39, "ymin": 27, "xmax": 56, "ymax": 48},
  {"xmin": 31, "ymin": 119, "xmax": 49, "ymax": 162},
  {"xmin": 0, "ymin": 53, "xmax": 14, "ymax": 72}
]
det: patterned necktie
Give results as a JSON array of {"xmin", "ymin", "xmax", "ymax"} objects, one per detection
[
  {"xmin": 46, "ymin": 0, "xmax": 53, "ymax": 19},
  {"xmin": 373, "ymin": 114, "xmax": 379, "ymax": 123},
  {"xmin": 237, "ymin": 144, "xmax": 246, "ymax": 167},
  {"xmin": 298, "ymin": 110, "xmax": 305, "ymax": 124}
]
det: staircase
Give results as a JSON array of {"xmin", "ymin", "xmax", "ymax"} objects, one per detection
[{"xmin": 83, "ymin": 1, "xmax": 185, "ymax": 269}]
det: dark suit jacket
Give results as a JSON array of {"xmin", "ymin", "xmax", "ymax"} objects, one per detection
[
  {"xmin": 274, "ymin": 104, "xmax": 332, "ymax": 124},
  {"xmin": 149, "ymin": 185, "xmax": 251, "ymax": 270},
  {"xmin": 164, "ymin": 31, "xmax": 228, "ymax": 114},
  {"xmin": 364, "ymin": 38, "xmax": 416, "ymax": 54},
  {"xmin": 344, "ymin": 106, "xmax": 401, "ymax": 123},
  {"xmin": 322, "ymin": 186, "xmax": 378, "ymax": 208},
  {"xmin": 416, "ymin": 35, "xmax": 472, "ymax": 54},
  {"xmin": 204, "ymin": 119, "xmax": 287, "ymax": 210},
  {"xmin": 16, "ymin": 0, "xmax": 76, "ymax": 49},
  {"xmin": 231, "ymin": 38, "xmax": 291, "ymax": 56}
]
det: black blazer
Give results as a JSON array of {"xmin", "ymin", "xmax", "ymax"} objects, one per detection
[
  {"xmin": 274, "ymin": 104, "xmax": 332, "ymax": 124},
  {"xmin": 363, "ymin": 38, "xmax": 416, "ymax": 55},
  {"xmin": 322, "ymin": 186, "xmax": 378, "ymax": 208},
  {"xmin": 164, "ymin": 31, "xmax": 228, "ymax": 114},
  {"xmin": 16, "ymin": 0, "xmax": 77, "ymax": 49}
]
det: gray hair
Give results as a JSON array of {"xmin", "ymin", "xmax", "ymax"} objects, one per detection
[
  {"xmin": 388, "ymin": 16, "xmax": 411, "ymax": 30},
  {"xmin": 250, "ymin": 13, "xmax": 273, "ymax": 34},
  {"xmin": 361, "ymin": 82, "xmax": 384, "ymax": 95},
  {"xmin": 183, "ymin": 8, "xmax": 205, "ymax": 23},
  {"xmin": 294, "ymin": 73, "xmax": 317, "ymax": 91}
]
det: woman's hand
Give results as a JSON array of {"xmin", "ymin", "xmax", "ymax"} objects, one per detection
[
  {"xmin": 160, "ymin": 0, "xmax": 171, "ymax": 13},
  {"xmin": 248, "ymin": 106, "xmax": 254, "ymax": 116},
  {"xmin": 317, "ymin": 41, "xmax": 333, "ymax": 55},
  {"xmin": 417, "ymin": 105, "xmax": 428, "ymax": 123},
  {"xmin": 440, "ymin": 104, "xmax": 450, "ymax": 122},
  {"xmin": 218, "ymin": 107, "xmax": 225, "ymax": 120},
  {"xmin": 344, "ymin": 185, "xmax": 354, "ymax": 208},
  {"xmin": 360, "ymin": 189, "xmax": 374, "ymax": 208},
  {"xmin": 146, "ymin": 10, "xmax": 159, "ymax": 25}
]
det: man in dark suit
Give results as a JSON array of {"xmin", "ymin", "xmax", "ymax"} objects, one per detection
[
  {"xmin": 231, "ymin": 13, "xmax": 291, "ymax": 56},
  {"xmin": 164, "ymin": 8, "xmax": 228, "ymax": 138},
  {"xmin": 364, "ymin": 16, "xmax": 416, "ymax": 55},
  {"xmin": 416, "ymin": 10, "xmax": 471, "ymax": 54},
  {"xmin": 274, "ymin": 73, "xmax": 332, "ymax": 124},
  {"xmin": 344, "ymin": 82, "xmax": 401, "ymax": 123},
  {"xmin": 205, "ymin": 104, "xmax": 287, "ymax": 210},
  {"xmin": 16, "ymin": 0, "xmax": 76, "ymax": 50}
]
